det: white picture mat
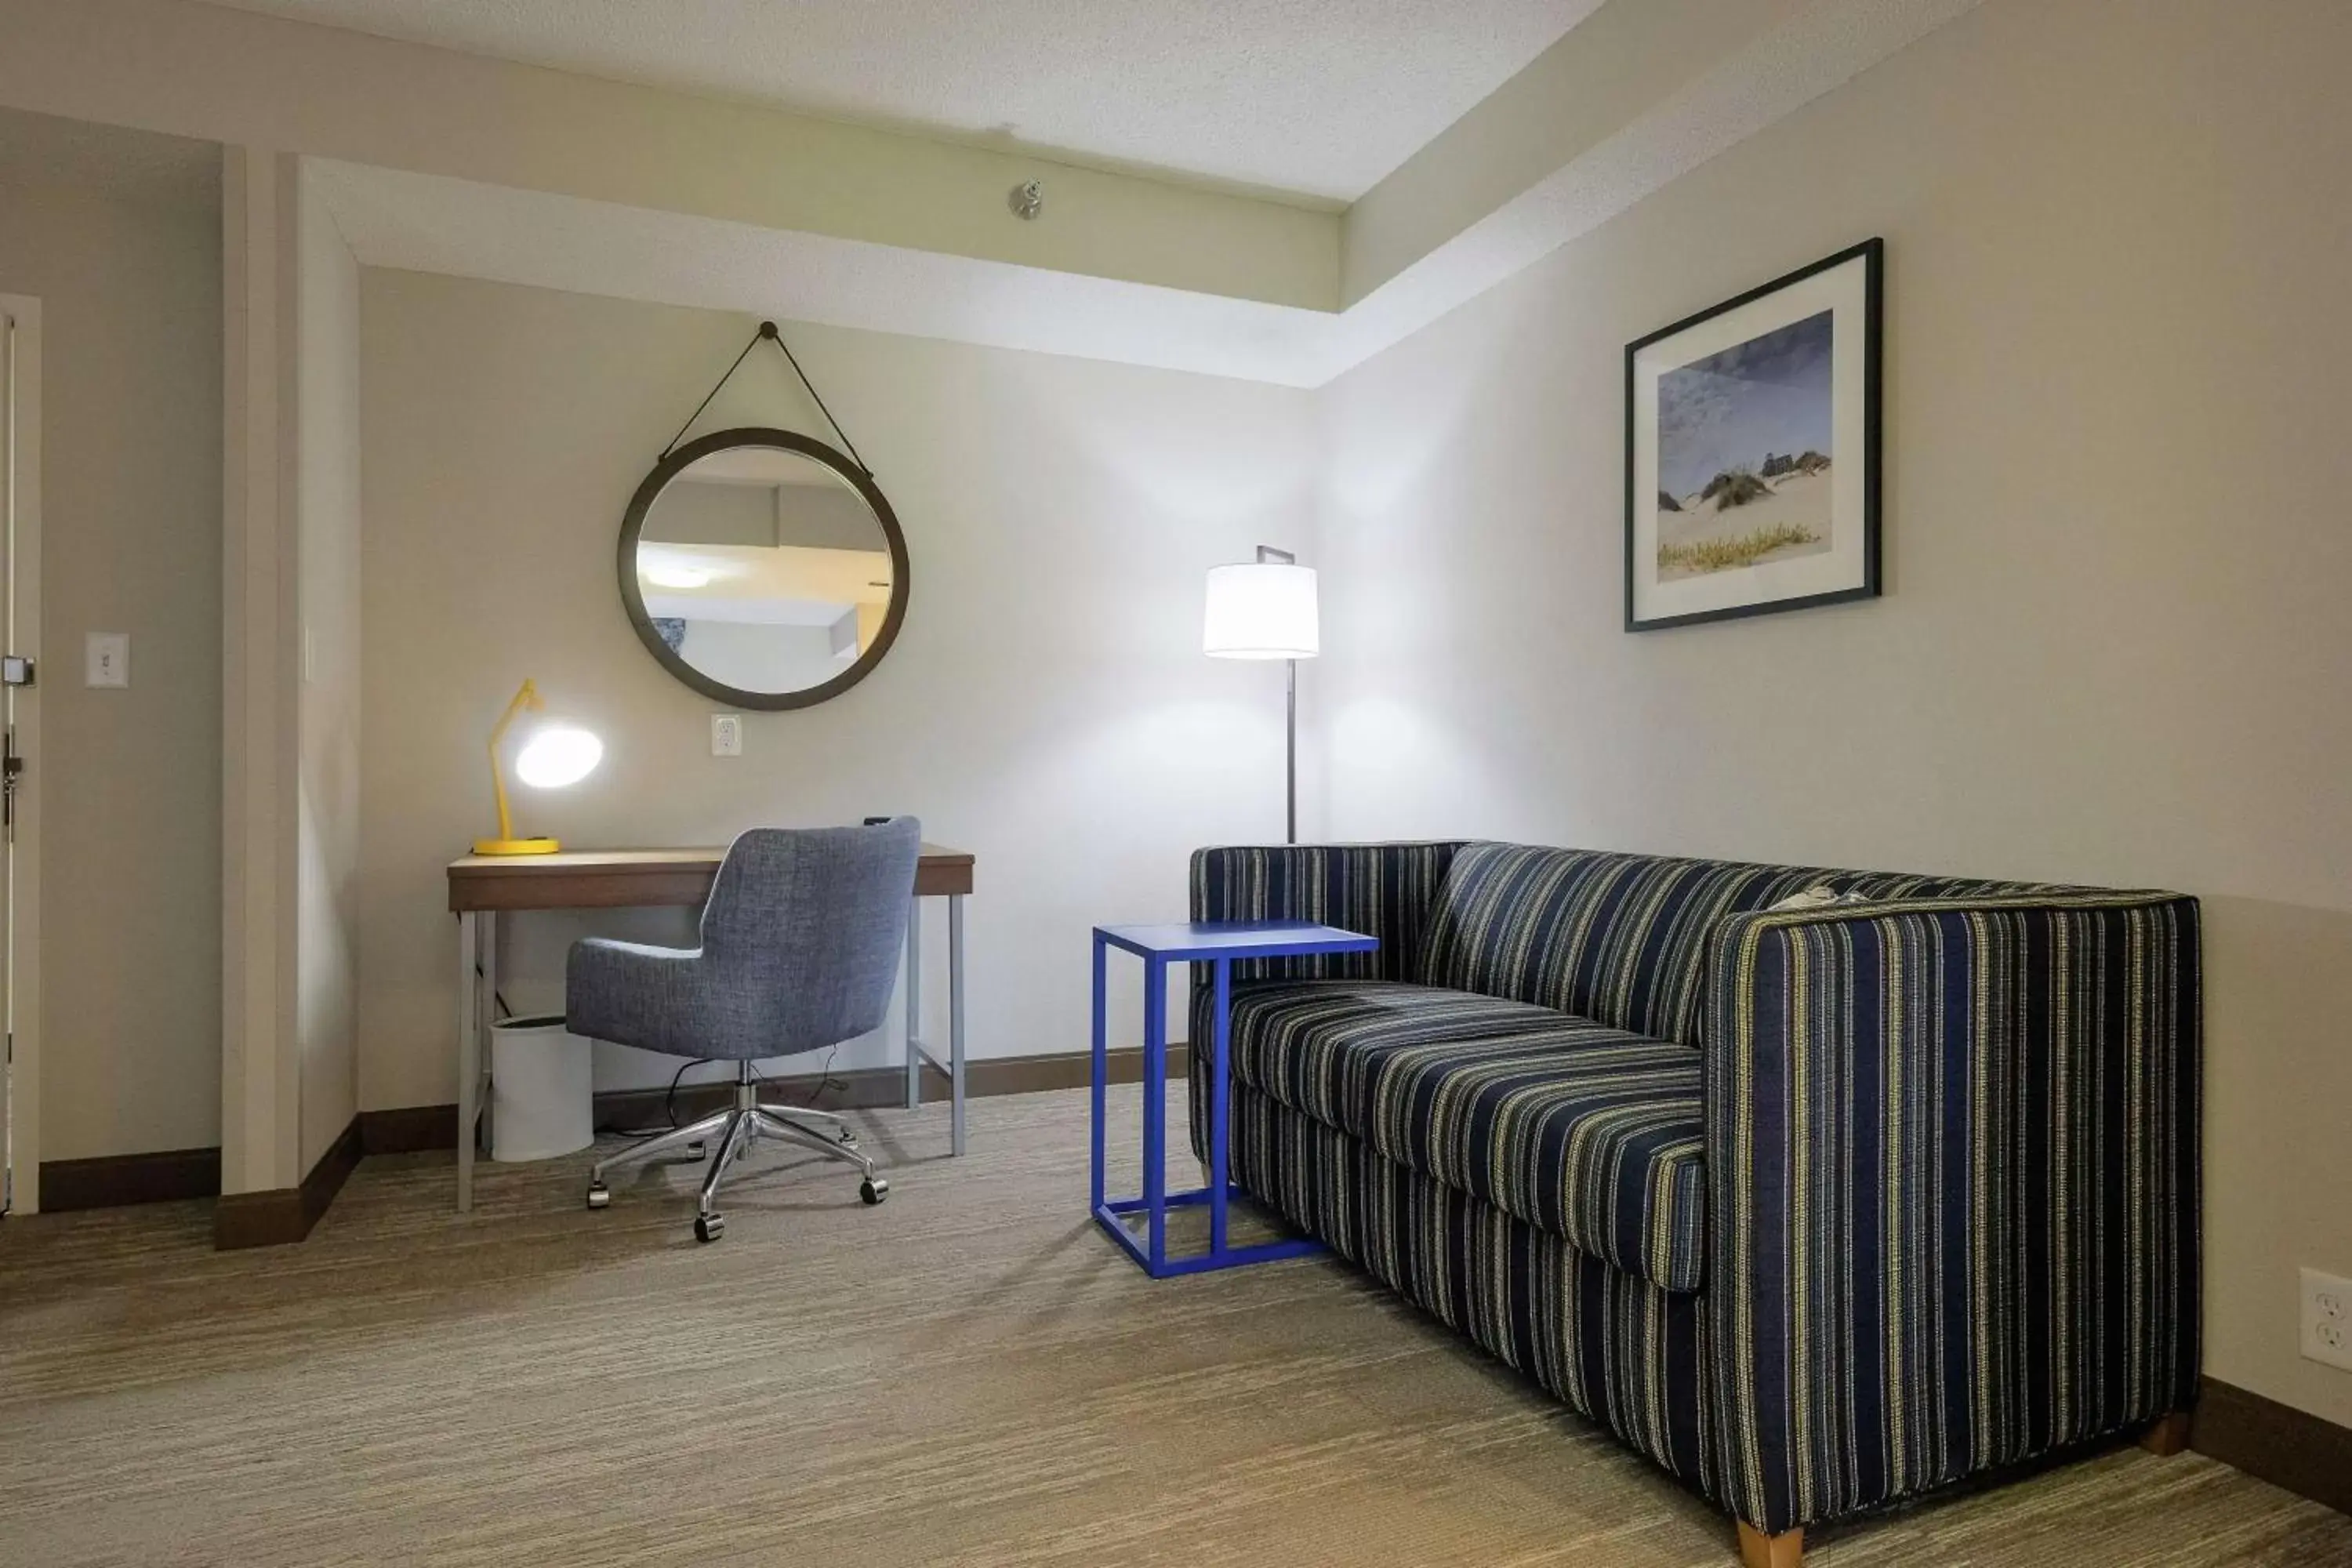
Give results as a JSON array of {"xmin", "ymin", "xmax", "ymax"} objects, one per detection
[{"xmin": 1631, "ymin": 254, "xmax": 1870, "ymax": 625}]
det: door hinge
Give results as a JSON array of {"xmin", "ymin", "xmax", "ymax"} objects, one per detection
[{"xmin": 1, "ymin": 656, "xmax": 31, "ymax": 687}]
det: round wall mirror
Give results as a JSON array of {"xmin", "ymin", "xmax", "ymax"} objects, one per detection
[{"xmin": 619, "ymin": 428, "xmax": 909, "ymax": 710}]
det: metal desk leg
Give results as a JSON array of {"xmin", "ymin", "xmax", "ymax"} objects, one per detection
[
  {"xmin": 455, "ymin": 909, "xmax": 478, "ymax": 1214},
  {"xmin": 478, "ymin": 910, "xmax": 496, "ymax": 1160},
  {"xmin": 903, "ymin": 898, "xmax": 924, "ymax": 1111},
  {"xmin": 1210, "ymin": 957, "xmax": 1231, "ymax": 1255},
  {"xmin": 1142, "ymin": 955, "xmax": 1166, "ymax": 1270},
  {"xmin": 948, "ymin": 891, "xmax": 967, "ymax": 1156},
  {"xmin": 1089, "ymin": 931, "xmax": 1107, "ymax": 1215}
]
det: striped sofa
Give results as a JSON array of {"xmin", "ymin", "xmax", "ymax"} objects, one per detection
[{"xmin": 1188, "ymin": 841, "xmax": 2200, "ymax": 1566}]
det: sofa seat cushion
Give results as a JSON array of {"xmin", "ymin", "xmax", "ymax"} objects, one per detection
[{"xmin": 1197, "ymin": 978, "xmax": 1708, "ymax": 1292}]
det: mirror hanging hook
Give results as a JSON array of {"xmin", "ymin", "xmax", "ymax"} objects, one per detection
[{"xmin": 659, "ymin": 320, "xmax": 873, "ymax": 478}]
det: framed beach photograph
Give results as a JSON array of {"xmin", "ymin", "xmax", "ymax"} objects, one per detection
[{"xmin": 1624, "ymin": 238, "xmax": 1881, "ymax": 631}]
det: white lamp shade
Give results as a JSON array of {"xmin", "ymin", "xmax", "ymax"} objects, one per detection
[
  {"xmin": 1203, "ymin": 562, "xmax": 1319, "ymax": 659},
  {"xmin": 513, "ymin": 724, "xmax": 604, "ymax": 789}
]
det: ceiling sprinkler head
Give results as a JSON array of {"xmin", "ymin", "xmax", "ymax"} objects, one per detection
[{"xmin": 1008, "ymin": 179, "xmax": 1044, "ymax": 220}]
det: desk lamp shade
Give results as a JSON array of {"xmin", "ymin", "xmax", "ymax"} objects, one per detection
[
  {"xmin": 474, "ymin": 678, "xmax": 603, "ymax": 855},
  {"xmin": 1203, "ymin": 561, "xmax": 1319, "ymax": 659}
]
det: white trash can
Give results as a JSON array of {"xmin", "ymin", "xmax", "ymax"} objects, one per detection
[{"xmin": 489, "ymin": 1014, "xmax": 593, "ymax": 1161}]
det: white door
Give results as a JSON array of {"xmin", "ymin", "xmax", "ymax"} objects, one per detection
[{"xmin": 0, "ymin": 296, "xmax": 39, "ymax": 1215}]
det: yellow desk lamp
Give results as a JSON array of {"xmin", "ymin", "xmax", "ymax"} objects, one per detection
[{"xmin": 474, "ymin": 678, "xmax": 604, "ymax": 855}]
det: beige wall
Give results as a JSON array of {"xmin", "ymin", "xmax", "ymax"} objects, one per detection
[
  {"xmin": 293, "ymin": 163, "xmax": 361, "ymax": 1171},
  {"xmin": 358, "ymin": 270, "xmax": 1316, "ymax": 1111},
  {"xmin": 1316, "ymin": 0, "xmax": 2352, "ymax": 1427},
  {"xmin": 1343, "ymin": 0, "xmax": 1804, "ymax": 304},
  {"xmin": 0, "ymin": 124, "xmax": 223, "ymax": 1163},
  {"xmin": 219, "ymin": 144, "xmax": 303, "ymax": 1193}
]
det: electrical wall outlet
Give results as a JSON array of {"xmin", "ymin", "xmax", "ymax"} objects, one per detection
[
  {"xmin": 2303, "ymin": 1268, "xmax": 2352, "ymax": 1373},
  {"xmin": 710, "ymin": 713, "xmax": 743, "ymax": 757}
]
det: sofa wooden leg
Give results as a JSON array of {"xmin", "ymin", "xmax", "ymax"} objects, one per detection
[
  {"xmin": 2139, "ymin": 1410, "xmax": 2193, "ymax": 1457},
  {"xmin": 1737, "ymin": 1521, "xmax": 1802, "ymax": 1568}
]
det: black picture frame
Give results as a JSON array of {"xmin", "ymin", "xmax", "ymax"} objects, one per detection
[
  {"xmin": 1623, "ymin": 237, "xmax": 1882, "ymax": 632},
  {"xmin": 618, "ymin": 426, "xmax": 911, "ymax": 710}
]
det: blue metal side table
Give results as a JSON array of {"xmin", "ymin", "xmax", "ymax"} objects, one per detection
[{"xmin": 1090, "ymin": 920, "xmax": 1377, "ymax": 1277}]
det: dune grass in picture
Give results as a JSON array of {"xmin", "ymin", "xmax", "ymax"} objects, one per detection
[
  {"xmin": 1657, "ymin": 520, "xmax": 1822, "ymax": 576},
  {"xmin": 1653, "ymin": 310, "xmax": 1835, "ymax": 583}
]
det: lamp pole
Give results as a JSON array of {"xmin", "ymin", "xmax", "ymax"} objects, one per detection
[
  {"xmin": 1287, "ymin": 655, "xmax": 1297, "ymax": 844},
  {"xmin": 1257, "ymin": 545, "xmax": 1301, "ymax": 845}
]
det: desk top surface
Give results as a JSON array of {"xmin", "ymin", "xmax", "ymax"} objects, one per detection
[
  {"xmin": 1095, "ymin": 920, "xmax": 1377, "ymax": 960},
  {"xmin": 448, "ymin": 843, "xmax": 973, "ymax": 911},
  {"xmin": 448, "ymin": 844, "xmax": 971, "ymax": 873}
]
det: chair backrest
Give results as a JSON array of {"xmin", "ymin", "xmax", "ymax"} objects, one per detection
[
  {"xmin": 698, "ymin": 818, "xmax": 922, "ymax": 1054},
  {"xmin": 1419, "ymin": 842, "xmax": 2053, "ymax": 1046}
]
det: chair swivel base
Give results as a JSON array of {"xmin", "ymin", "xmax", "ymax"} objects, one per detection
[{"xmin": 585, "ymin": 1066, "xmax": 886, "ymax": 1242}]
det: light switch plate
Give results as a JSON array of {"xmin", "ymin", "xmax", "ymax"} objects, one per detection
[
  {"xmin": 2304, "ymin": 1268, "xmax": 2352, "ymax": 1372},
  {"xmin": 710, "ymin": 713, "xmax": 743, "ymax": 757},
  {"xmin": 85, "ymin": 631, "xmax": 129, "ymax": 688}
]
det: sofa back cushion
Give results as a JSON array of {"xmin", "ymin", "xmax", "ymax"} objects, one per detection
[
  {"xmin": 1191, "ymin": 840, "xmax": 1467, "ymax": 986},
  {"xmin": 1419, "ymin": 844, "xmax": 2042, "ymax": 1045}
]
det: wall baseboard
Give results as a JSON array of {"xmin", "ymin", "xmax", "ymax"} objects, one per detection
[
  {"xmin": 50, "ymin": 1048, "xmax": 1189, "ymax": 1238},
  {"xmin": 38, "ymin": 1146, "xmax": 223, "ymax": 1211},
  {"xmin": 360, "ymin": 1043, "xmax": 1193, "ymax": 1155},
  {"xmin": 2192, "ymin": 1375, "xmax": 2352, "ymax": 1519},
  {"xmin": 212, "ymin": 1115, "xmax": 365, "ymax": 1250},
  {"xmin": 358, "ymin": 1102, "xmax": 458, "ymax": 1156}
]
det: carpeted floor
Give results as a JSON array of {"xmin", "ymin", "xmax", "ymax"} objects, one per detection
[{"xmin": 3, "ymin": 1084, "xmax": 2348, "ymax": 1568}]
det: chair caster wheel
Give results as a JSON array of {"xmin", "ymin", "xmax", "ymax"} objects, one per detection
[
  {"xmin": 695, "ymin": 1212, "xmax": 725, "ymax": 1243},
  {"xmin": 837, "ymin": 1127, "xmax": 860, "ymax": 1147},
  {"xmin": 860, "ymin": 1178, "xmax": 888, "ymax": 1205},
  {"xmin": 586, "ymin": 1182, "xmax": 611, "ymax": 1210}
]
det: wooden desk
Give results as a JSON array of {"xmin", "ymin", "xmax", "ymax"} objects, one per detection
[{"xmin": 445, "ymin": 843, "xmax": 975, "ymax": 1213}]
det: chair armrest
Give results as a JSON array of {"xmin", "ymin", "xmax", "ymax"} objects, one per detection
[
  {"xmin": 1703, "ymin": 892, "xmax": 2201, "ymax": 1536},
  {"xmin": 1188, "ymin": 840, "xmax": 1468, "ymax": 986}
]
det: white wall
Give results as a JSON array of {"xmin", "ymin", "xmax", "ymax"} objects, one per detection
[
  {"xmin": 1316, "ymin": 0, "xmax": 2352, "ymax": 1428},
  {"xmin": 293, "ymin": 162, "xmax": 362, "ymax": 1171},
  {"xmin": 357, "ymin": 270, "xmax": 1317, "ymax": 1110},
  {"xmin": 0, "ymin": 114, "xmax": 222, "ymax": 1164}
]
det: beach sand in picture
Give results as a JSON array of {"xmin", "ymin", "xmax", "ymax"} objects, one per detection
[{"xmin": 1654, "ymin": 466, "xmax": 1832, "ymax": 581}]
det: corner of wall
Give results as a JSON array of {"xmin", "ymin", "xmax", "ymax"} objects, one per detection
[{"xmin": 292, "ymin": 158, "xmax": 364, "ymax": 1174}]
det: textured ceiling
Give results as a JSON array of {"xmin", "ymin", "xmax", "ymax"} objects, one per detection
[
  {"xmin": 314, "ymin": 0, "xmax": 1981, "ymax": 388},
  {"xmin": 202, "ymin": 0, "xmax": 1599, "ymax": 201}
]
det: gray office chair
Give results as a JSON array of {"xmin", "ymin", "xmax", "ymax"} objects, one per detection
[{"xmin": 566, "ymin": 818, "xmax": 920, "ymax": 1243}]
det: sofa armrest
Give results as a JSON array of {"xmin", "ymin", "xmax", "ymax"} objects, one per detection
[
  {"xmin": 1188, "ymin": 840, "xmax": 1467, "ymax": 987},
  {"xmin": 1703, "ymin": 892, "xmax": 2201, "ymax": 1537}
]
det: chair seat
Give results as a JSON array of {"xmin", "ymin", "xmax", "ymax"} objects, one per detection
[{"xmin": 1195, "ymin": 979, "xmax": 1707, "ymax": 1292}]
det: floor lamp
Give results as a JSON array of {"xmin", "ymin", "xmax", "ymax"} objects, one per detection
[{"xmin": 1203, "ymin": 546, "xmax": 1319, "ymax": 844}]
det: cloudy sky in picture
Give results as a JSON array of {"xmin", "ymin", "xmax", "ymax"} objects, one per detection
[{"xmin": 1657, "ymin": 310, "xmax": 1834, "ymax": 499}]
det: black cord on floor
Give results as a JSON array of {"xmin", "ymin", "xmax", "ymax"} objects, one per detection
[
  {"xmin": 598, "ymin": 1049, "xmax": 847, "ymax": 1143},
  {"xmin": 750, "ymin": 1048, "xmax": 843, "ymax": 1109},
  {"xmin": 601, "ymin": 1058, "xmax": 710, "ymax": 1142}
]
